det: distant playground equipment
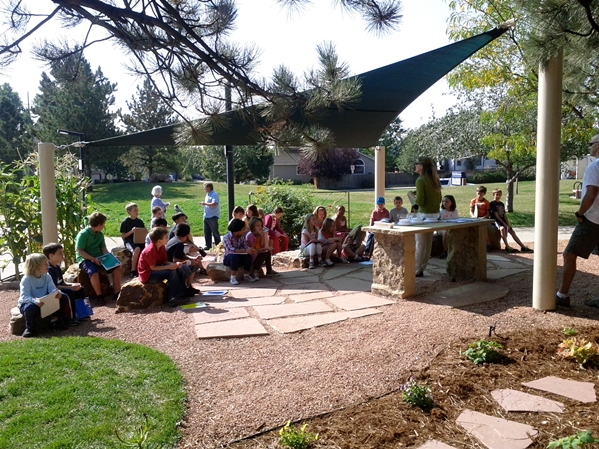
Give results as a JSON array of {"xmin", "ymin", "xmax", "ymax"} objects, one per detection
[{"xmin": 571, "ymin": 181, "xmax": 582, "ymax": 200}]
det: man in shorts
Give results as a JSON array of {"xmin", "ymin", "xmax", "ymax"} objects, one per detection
[{"xmin": 556, "ymin": 134, "xmax": 599, "ymax": 307}]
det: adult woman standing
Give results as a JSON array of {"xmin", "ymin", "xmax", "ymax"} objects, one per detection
[{"xmin": 412, "ymin": 156, "xmax": 442, "ymax": 277}]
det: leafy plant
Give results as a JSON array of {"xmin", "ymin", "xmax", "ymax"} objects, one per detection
[
  {"xmin": 563, "ymin": 327, "xmax": 578, "ymax": 336},
  {"xmin": 557, "ymin": 338, "xmax": 599, "ymax": 367},
  {"xmin": 547, "ymin": 430, "xmax": 598, "ymax": 448},
  {"xmin": 463, "ymin": 339, "xmax": 503, "ymax": 365},
  {"xmin": 400, "ymin": 377, "xmax": 434, "ymax": 410},
  {"xmin": 279, "ymin": 420, "xmax": 318, "ymax": 449},
  {"xmin": 252, "ymin": 181, "xmax": 315, "ymax": 249}
]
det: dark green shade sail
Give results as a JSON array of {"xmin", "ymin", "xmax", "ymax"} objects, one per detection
[{"xmin": 88, "ymin": 27, "xmax": 507, "ymax": 149}]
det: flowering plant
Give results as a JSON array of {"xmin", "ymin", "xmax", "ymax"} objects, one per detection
[{"xmin": 400, "ymin": 377, "xmax": 434, "ymax": 410}]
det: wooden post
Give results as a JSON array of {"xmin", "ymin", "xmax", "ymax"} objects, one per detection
[
  {"xmin": 374, "ymin": 146, "xmax": 385, "ymax": 202},
  {"xmin": 38, "ymin": 142, "xmax": 59, "ymax": 245}
]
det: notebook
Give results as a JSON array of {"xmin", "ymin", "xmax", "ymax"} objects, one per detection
[
  {"xmin": 97, "ymin": 253, "xmax": 121, "ymax": 271},
  {"xmin": 179, "ymin": 302, "xmax": 208, "ymax": 310},
  {"xmin": 133, "ymin": 227, "xmax": 148, "ymax": 244},
  {"xmin": 39, "ymin": 290, "xmax": 61, "ymax": 318}
]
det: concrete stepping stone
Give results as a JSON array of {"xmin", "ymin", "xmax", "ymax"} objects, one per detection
[
  {"xmin": 267, "ymin": 308, "xmax": 381, "ymax": 333},
  {"xmin": 191, "ymin": 307, "xmax": 250, "ymax": 324},
  {"xmin": 326, "ymin": 277, "xmax": 373, "ymax": 293},
  {"xmin": 203, "ymin": 296, "xmax": 286, "ymax": 308},
  {"xmin": 328, "ymin": 292, "xmax": 394, "ymax": 311},
  {"xmin": 351, "ymin": 270, "xmax": 375, "ymax": 282},
  {"xmin": 487, "ymin": 254, "xmax": 510, "ymax": 261},
  {"xmin": 275, "ymin": 270, "xmax": 314, "ymax": 279},
  {"xmin": 416, "ymin": 441, "xmax": 458, "ymax": 449},
  {"xmin": 456, "ymin": 409, "xmax": 537, "ymax": 449},
  {"xmin": 486, "ymin": 269, "xmax": 529, "ymax": 280},
  {"xmin": 427, "ymin": 282, "xmax": 509, "ymax": 308},
  {"xmin": 289, "ymin": 291, "xmax": 334, "ymax": 303},
  {"xmin": 253, "ymin": 300, "xmax": 333, "ymax": 319},
  {"xmin": 194, "ymin": 318, "xmax": 269, "ymax": 339},
  {"xmin": 492, "ymin": 389, "xmax": 565, "ymax": 413},
  {"xmin": 491, "ymin": 259, "xmax": 529, "ymax": 269},
  {"xmin": 522, "ymin": 376, "xmax": 597, "ymax": 403},
  {"xmin": 229, "ymin": 288, "xmax": 278, "ymax": 298},
  {"xmin": 322, "ymin": 264, "xmax": 365, "ymax": 280},
  {"xmin": 278, "ymin": 274, "xmax": 323, "ymax": 285},
  {"xmin": 279, "ymin": 283, "xmax": 328, "ymax": 295}
]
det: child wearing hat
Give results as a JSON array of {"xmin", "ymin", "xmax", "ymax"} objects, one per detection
[{"xmin": 364, "ymin": 196, "xmax": 390, "ymax": 258}]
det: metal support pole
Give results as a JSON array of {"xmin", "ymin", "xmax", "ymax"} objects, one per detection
[
  {"xmin": 38, "ymin": 142, "xmax": 59, "ymax": 245},
  {"xmin": 532, "ymin": 51, "xmax": 563, "ymax": 310},
  {"xmin": 224, "ymin": 84, "xmax": 235, "ymax": 219},
  {"xmin": 374, "ymin": 146, "xmax": 385, "ymax": 202}
]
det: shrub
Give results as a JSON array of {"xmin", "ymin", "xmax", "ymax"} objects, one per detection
[
  {"xmin": 279, "ymin": 421, "xmax": 318, "ymax": 449},
  {"xmin": 548, "ymin": 430, "xmax": 598, "ymax": 448},
  {"xmin": 400, "ymin": 377, "xmax": 434, "ymax": 410},
  {"xmin": 562, "ymin": 327, "xmax": 578, "ymax": 336},
  {"xmin": 463, "ymin": 339, "xmax": 503, "ymax": 365},
  {"xmin": 557, "ymin": 337, "xmax": 599, "ymax": 367},
  {"xmin": 252, "ymin": 181, "xmax": 314, "ymax": 249}
]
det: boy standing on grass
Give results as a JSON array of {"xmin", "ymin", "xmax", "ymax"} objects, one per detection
[
  {"xmin": 489, "ymin": 189, "xmax": 533, "ymax": 254},
  {"xmin": 199, "ymin": 182, "xmax": 220, "ymax": 250},
  {"xmin": 43, "ymin": 243, "xmax": 85, "ymax": 325},
  {"xmin": 76, "ymin": 212, "xmax": 122, "ymax": 306},
  {"xmin": 120, "ymin": 203, "xmax": 145, "ymax": 278},
  {"xmin": 137, "ymin": 227, "xmax": 193, "ymax": 307}
]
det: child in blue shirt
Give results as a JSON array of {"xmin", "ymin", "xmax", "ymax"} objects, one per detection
[{"xmin": 18, "ymin": 253, "xmax": 70, "ymax": 337}]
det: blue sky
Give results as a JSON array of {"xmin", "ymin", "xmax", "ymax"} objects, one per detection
[{"xmin": 0, "ymin": 0, "xmax": 458, "ymax": 130}]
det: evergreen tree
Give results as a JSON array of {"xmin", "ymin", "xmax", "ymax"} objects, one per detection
[
  {"xmin": 0, "ymin": 84, "xmax": 32, "ymax": 164},
  {"xmin": 119, "ymin": 78, "xmax": 177, "ymax": 178},
  {"xmin": 32, "ymin": 52, "xmax": 122, "ymax": 177}
]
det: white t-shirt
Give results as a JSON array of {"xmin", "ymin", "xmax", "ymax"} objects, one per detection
[{"xmin": 582, "ymin": 157, "xmax": 599, "ymax": 224}]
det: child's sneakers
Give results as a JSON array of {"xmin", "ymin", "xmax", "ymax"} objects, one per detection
[
  {"xmin": 244, "ymin": 274, "xmax": 258, "ymax": 283},
  {"xmin": 318, "ymin": 260, "xmax": 327, "ymax": 267},
  {"xmin": 230, "ymin": 277, "xmax": 239, "ymax": 285},
  {"xmin": 339, "ymin": 257, "xmax": 349, "ymax": 264},
  {"xmin": 325, "ymin": 259, "xmax": 334, "ymax": 266},
  {"xmin": 308, "ymin": 261, "xmax": 315, "ymax": 269}
]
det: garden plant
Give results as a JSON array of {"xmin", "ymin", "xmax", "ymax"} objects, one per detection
[{"xmin": 463, "ymin": 339, "xmax": 503, "ymax": 365}]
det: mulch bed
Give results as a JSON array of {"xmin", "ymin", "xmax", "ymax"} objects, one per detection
[{"xmin": 228, "ymin": 326, "xmax": 599, "ymax": 449}]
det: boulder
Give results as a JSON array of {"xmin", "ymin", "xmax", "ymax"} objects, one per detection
[
  {"xmin": 9, "ymin": 306, "xmax": 53, "ymax": 336},
  {"xmin": 273, "ymin": 250, "xmax": 309, "ymax": 268},
  {"xmin": 205, "ymin": 263, "xmax": 250, "ymax": 282},
  {"xmin": 111, "ymin": 246, "xmax": 132, "ymax": 277},
  {"xmin": 115, "ymin": 278, "xmax": 168, "ymax": 313},
  {"xmin": 488, "ymin": 224, "xmax": 502, "ymax": 251},
  {"xmin": 65, "ymin": 263, "xmax": 113, "ymax": 299}
]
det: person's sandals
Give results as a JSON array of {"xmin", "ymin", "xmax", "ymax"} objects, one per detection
[
  {"xmin": 556, "ymin": 294, "xmax": 571, "ymax": 308},
  {"xmin": 505, "ymin": 246, "xmax": 517, "ymax": 253},
  {"xmin": 520, "ymin": 246, "xmax": 534, "ymax": 253}
]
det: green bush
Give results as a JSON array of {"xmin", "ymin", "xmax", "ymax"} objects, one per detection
[
  {"xmin": 400, "ymin": 377, "xmax": 434, "ymax": 410},
  {"xmin": 463, "ymin": 340, "xmax": 503, "ymax": 365},
  {"xmin": 279, "ymin": 421, "xmax": 318, "ymax": 449},
  {"xmin": 252, "ymin": 181, "xmax": 314, "ymax": 249}
]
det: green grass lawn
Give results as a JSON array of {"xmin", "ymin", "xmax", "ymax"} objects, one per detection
[
  {"xmin": 92, "ymin": 179, "xmax": 581, "ymax": 237},
  {"xmin": 0, "ymin": 337, "xmax": 185, "ymax": 449}
]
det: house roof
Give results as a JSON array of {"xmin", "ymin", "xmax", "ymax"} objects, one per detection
[{"xmin": 87, "ymin": 27, "xmax": 507, "ymax": 149}]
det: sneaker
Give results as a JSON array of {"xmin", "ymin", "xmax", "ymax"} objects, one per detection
[
  {"xmin": 199, "ymin": 248, "xmax": 207, "ymax": 257},
  {"xmin": 439, "ymin": 251, "xmax": 447, "ymax": 260},
  {"xmin": 505, "ymin": 246, "xmax": 517, "ymax": 253},
  {"xmin": 415, "ymin": 271, "xmax": 424, "ymax": 278},
  {"xmin": 52, "ymin": 321, "xmax": 69, "ymax": 331},
  {"xmin": 325, "ymin": 259, "xmax": 334, "ymax": 266},
  {"xmin": 185, "ymin": 286, "xmax": 201, "ymax": 297},
  {"xmin": 266, "ymin": 269, "xmax": 279, "ymax": 276},
  {"xmin": 69, "ymin": 319, "xmax": 81, "ymax": 327},
  {"xmin": 584, "ymin": 298, "xmax": 599, "ymax": 308},
  {"xmin": 556, "ymin": 294, "xmax": 571, "ymax": 308},
  {"xmin": 339, "ymin": 257, "xmax": 349, "ymax": 264},
  {"xmin": 354, "ymin": 256, "xmax": 363, "ymax": 262},
  {"xmin": 95, "ymin": 297, "xmax": 106, "ymax": 306},
  {"xmin": 308, "ymin": 261, "xmax": 315, "ymax": 269},
  {"xmin": 129, "ymin": 271, "xmax": 138, "ymax": 278},
  {"xmin": 22, "ymin": 329, "xmax": 34, "ymax": 338},
  {"xmin": 230, "ymin": 277, "xmax": 239, "ymax": 285},
  {"xmin": 251, "ymin": 273, "xmax": 260, "ymax": 281},
  {"xmin": 318, "ymin": 260, "xmax": 327, "ymax": 267},
  {"xmin": 169, "ymin": 297, "xmax": 188, "ymax": 307},
  {"xmin": 520, "ymin": 247, "xmax": 534, "ymax": 253},
  {"xmin": 244, "ymin": 274, "xmax": 258, "ymax": 283}
]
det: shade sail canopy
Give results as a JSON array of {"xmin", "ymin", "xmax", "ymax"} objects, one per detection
[{"xmin": 88, "ymin": 27, "xmax": 506, "ymax": 149}]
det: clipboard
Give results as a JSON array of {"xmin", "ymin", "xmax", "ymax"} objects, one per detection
[
  {"xmin": 39, "ymin": 290, "xmax": 61, "ymax": 318},
  {"xmin": 97, "ymin": 253, "xmax": 122, "ymax": 271},
  {"xmin": 133, "ymin": 228, "xmax": 148, "ymax": 244}
]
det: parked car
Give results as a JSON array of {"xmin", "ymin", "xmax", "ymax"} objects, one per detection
[{"xmin": 192, "ymin": 174, "xmax": 205, "ymax": 181}]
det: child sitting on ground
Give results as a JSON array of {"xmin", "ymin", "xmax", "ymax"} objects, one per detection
[
  {"xmin": 332, "ymin": 205, "xmax": 351, "ymax": 239},
  {"xmin": 489, "ymin": 189, "xmax": 533, "ymax": 253},
  {"xmin": 389, "ymin": 196, "xmax": 409, "ymax": 222},
  {"xmin": 223, "ymin": 218, "xmax": 258, "ymax": 285},
  {"xmin": 120, "ymin": 202, "xmax": 146, "ymax": 278},
  {"xmin": 44, "ymin": 243, "xmax": 85, "ymax": 325},
  {"xmin": 18, "ymin": 253, "xmax": 71, "ymax": 337},
  {"xmin": 342, "ymin": 225, "xmax": 367, "ymax": 262},
  {"xmin": 150, "ymin": 185, "xmax": 170, "ymax": 217},
  {"xmin": 318, "ymin": 217, "xmax": 347, "ymax": 265},
  {"xmin": 76, "ymin": 212, "xmax": 122, "ymax": 306},
  {"xmin": 438, "ymin": 195, "xmax": 459, "ymax": 259},
  {"xmin": 246, "ymin": 216, "xmax": 277, "ymax": 277},
  {"xmin": 137, "ymin": 227, "xmax": 193, "ymax": 307},
  {"xmin": 300, "ymin": 213, "xmax": 325, "ymax": 269}
]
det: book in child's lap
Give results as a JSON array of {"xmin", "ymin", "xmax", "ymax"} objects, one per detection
[
  {"xmin": 133, "ymin": 228, "xmax": 148, "ymax": 244},
  {"xmin": 39, "ymin": 290, "xmax": 61, "ymax": 318},
  {"xmin": 97, "ymin": 253, "xmax": 121, "ymax": 271}
]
